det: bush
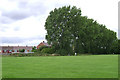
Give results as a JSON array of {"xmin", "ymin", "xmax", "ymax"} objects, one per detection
[
  {"xmin": 38, "ymin": 46, "xmax": 49, "ymax": 51},
  {"xmin": 9, "ymin": 53, "xmax": 37, "ymax": 57},
  {"xmin": 10, "ymin": 53, "xmax": 26, "ymax": 57},
  {"xmin": 19, "ymin": 49, "xmax": 25, "ymax": 52},
  {"xmin": 32, "ymin": 49, "xmax": 37, "ymax": 52},
  {"xmin": 41, "ymin": 48, "xmax": 54, "ymax": 54},
  {"xmin": 32, "ymin": 46, "xmax": 37, "ymax": 52}
]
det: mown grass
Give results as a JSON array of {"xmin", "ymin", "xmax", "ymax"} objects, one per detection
[{"xmin": 2, "ymin": 55, "xmax": 118, "ymax": 78}]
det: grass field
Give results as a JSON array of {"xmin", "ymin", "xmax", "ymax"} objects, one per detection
[{"xmin": 2, "ymin": 55, "xmax": 118, "ymax": 78}]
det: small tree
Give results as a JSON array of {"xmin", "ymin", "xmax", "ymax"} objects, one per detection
[
  {"xmin": 32, "ymin": 46, "xmax": 37, "ymax": 52},
  {"xmin": 19, "ymin": 49, "xmax": 25, "ymax": 52}
]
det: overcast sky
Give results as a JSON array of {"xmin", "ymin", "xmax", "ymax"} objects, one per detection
[{"xmin": 0, "ymin": 0, "xmax": 119, "ymax": 46}]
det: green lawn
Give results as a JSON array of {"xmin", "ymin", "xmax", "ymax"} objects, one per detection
[{"xmin": 2, "ymin": 55, "xmax": 118, "ymax": 78}]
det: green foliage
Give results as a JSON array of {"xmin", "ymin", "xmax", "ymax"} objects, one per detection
[
  {"xmin": 55, "ymin": 49, "xmax": 68, "ymax": 56},
  {"xmin": 41, "ymin": 48, "xmax": 54, "ymax": 54},
  {"xmin": 37, "ymin": 46, "xmax": 55, "ymax": 54},
  {"xmin": 110, "ymin": 39, "xmax": 120, "ymax": 54},
  {"xmin": 45, "ymin": 5, "xmax": 118, "ymax": 55},
  {"xmin": 45, "ymin": 5, "xmax": 82, "ymax": 55},
  {"xmin": 32, "ymin": 46, "xmax": 37, "ymax": 52},
  {"xmin": 10, "ymin": 53, "xmax": 26, "ymax": 57},
  {"xmin": 38, "ymin": 46, "xmax": 49, "ymax": 51},
  {"xmin": 9, "ymin": 53, "xmax": 43, "ymax": 57},
  {"xmin": 19, "ymin": 49, "xmax": 25, "ymax": 52}
]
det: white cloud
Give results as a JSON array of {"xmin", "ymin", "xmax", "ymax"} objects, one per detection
[
  {"xmin": 1, "ymin": 16, "xmax": 46, "ymax": 38},
  {"xmin": 0, "ymin": 0, "xmax": 119, "ymax": 46},
  {"xmin": 0, "ymin": 0, "xmax": 18, "ymax": 11}
]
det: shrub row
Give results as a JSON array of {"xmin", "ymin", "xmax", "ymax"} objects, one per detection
[{"xmin": 8, "ymin": 53, "xmax": 60, "ymax": 57}]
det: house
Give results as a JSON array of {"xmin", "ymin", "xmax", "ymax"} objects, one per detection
[
  {"xmin": 0, "ymin": 46, "xmax": 33, "ymax": 53},
  {"xmin": 37, "ymin": 41, "xmax": 51, "ymax": 49}
]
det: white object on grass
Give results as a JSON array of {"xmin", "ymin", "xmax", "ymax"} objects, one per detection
[{"xmin": 75, "ymin": 53, "xmax": 77, "ymax": 56}]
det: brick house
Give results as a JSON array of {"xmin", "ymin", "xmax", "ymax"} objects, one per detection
[
  {"xmin": 37, "ymin": 41, "xmax": 51, "ymax": 49},
  {"xmin": 0, "ymin": 46, "xmax": 33, "ymax": 53}
]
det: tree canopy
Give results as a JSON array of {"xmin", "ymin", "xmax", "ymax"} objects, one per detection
[{"xmin": 44, "ymin": 5, "xmax": 119, "ymax": 55}]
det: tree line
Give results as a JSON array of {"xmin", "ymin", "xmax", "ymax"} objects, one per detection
[{"xmin": 44, "ymin": 5, "xmax": 120, "ymax": 55}]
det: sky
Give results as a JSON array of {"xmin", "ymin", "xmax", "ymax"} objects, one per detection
[{"xmin": 0, "ymin": 0, "xmax": 119, "ymax": 46}]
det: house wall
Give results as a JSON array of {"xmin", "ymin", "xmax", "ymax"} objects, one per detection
[{"xmin": 0, "ymin": 46, "xmax": 33, "ymax": 53}]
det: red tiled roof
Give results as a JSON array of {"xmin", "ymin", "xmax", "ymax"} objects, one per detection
[{"xmin": 37, "ymin": 41, "xmax": 50, "ymax": 49}]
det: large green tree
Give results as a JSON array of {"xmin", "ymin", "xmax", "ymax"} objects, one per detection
[
  {"xmin": 110, "ymin": 39, "xmax": 120, "ymax": 54},
  {"xmin": 45, "ymin": 5, "xmax": 117, "ymax": 55},
  {"xmin": 45, "ymin": 6, "xmax": 81, "ymax": 55}
]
